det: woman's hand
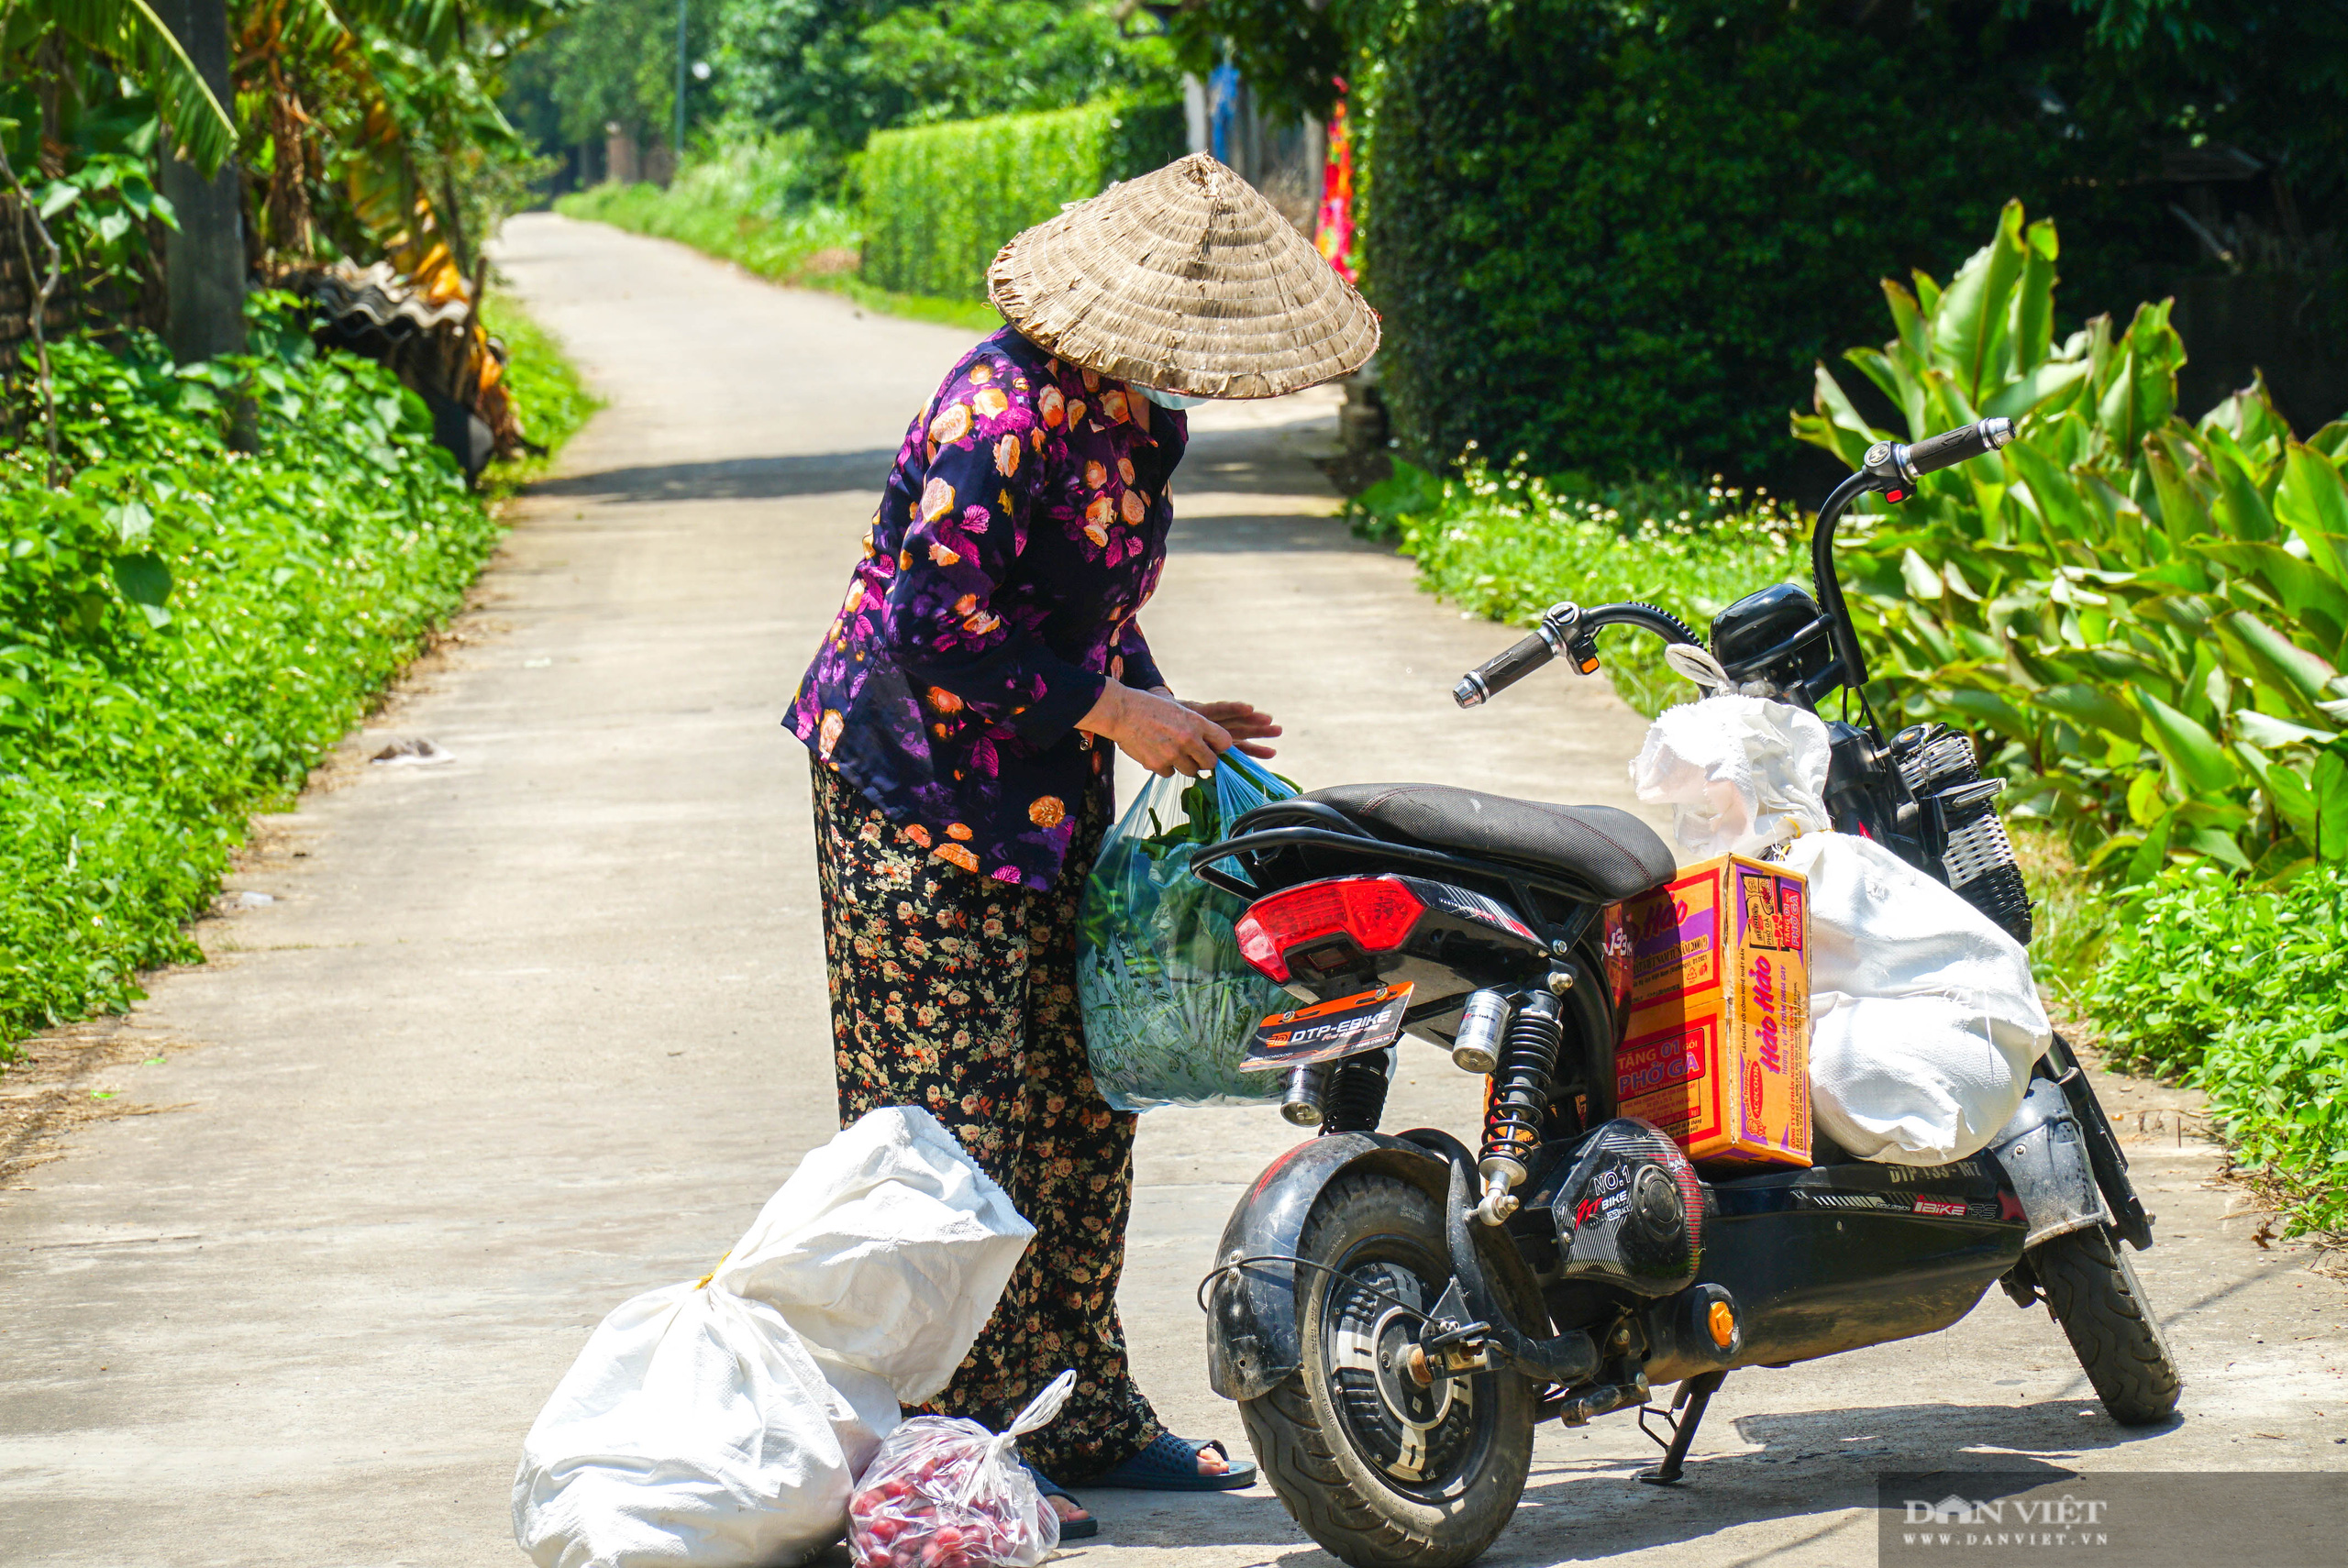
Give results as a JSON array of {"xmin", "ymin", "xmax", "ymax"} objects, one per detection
[
  {"xmin": 1181, "ymin": 700, "xmax": 1280, "ymax": 759},
  {"xmin": 1079, "ymin": 682, "xmax": 1231, "ymax": 777}
]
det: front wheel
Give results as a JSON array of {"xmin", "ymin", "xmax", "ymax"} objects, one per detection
[
  {"xmin": 2032, "ymin": 1225, "xmax": 2182, "ymax": 1425},
  {"xmin": 1237, "ymin": 1172, "xmax": 1535, "ymax": 1568}
]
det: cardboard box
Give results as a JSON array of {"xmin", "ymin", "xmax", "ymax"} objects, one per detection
[{"xmin": 1615, "ymin": 854, "xmax": 1811, "ymax": 1168}]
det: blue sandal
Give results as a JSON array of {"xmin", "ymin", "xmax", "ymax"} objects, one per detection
[
  {"xmin": 1090, "ymin": 1430, "xmax": 1257, "ymax": 1491},
  {"xmin": 1022, "ymin": 1462, "xmax": 1100, "ymax": 1540}
]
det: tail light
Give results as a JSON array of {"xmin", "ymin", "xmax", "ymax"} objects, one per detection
[{"xmin": 1235, "ymin": 877, "xmax": 1427, "ymax": 984}]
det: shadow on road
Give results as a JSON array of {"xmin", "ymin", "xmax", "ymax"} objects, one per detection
[
  {"xmin": 517, "ymin": 416, "xmax": 1342, "ymax": 513},
  {"xmin": 1007, "ymin": 1399, "xmax": 2182, "ymax": 1568},
  {"xmin": 526, "ymin": 449, "xmax": 903, "ymax": 503},
  {"xmin": 1180, "ymin": 425, "xmax": 1348, "ymax": 498},
  {"xmin": 1475, "ymin": 1399, "xmax": 2177, "ymax": 1565},
  {"xmin": 1168, "ymin": 514, "xmax": 1380, "ymax": 557},
  {"xmin": 1722, "ymin": 1397, "xmax": 2180, "ymax": 1456}
]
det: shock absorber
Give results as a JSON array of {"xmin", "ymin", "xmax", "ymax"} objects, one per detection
[
  {"xmin": 1321, "ymin": 1052, "xmax": 1391, "ymax": 1134},
  {"xmin": 1477, "ymin": 984, "xmax": 1567, "ymax": 1224},
  {"xmin": 1280, "ymin": 1064, "xmax": 1328, "ymax": 1128}
]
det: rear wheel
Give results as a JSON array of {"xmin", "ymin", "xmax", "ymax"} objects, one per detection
[
  {"xmin": 1237, "ymin": 1173, "xmax": 1535, "ymax": 1568},
  {"xmin": 2032, "ymin": 1225, "xmax": 2182, "ymax": 1425}
]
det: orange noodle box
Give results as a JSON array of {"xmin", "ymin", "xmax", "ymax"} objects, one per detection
[{"xmin": 1614, "ymin": 855, "xmax": 1811, "ymax": 1169}]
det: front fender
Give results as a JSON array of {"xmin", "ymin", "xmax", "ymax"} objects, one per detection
[
  {"xmin": 1203, "ymin": 1132, "xmax": 1451, "ymax": 1401},
  {"xmin": 1987, "ymin": 1076, "xmax": 2110, "ymax": 1250}
]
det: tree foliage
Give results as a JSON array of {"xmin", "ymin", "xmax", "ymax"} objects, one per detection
[
  {"xmin": 1164, "ymin": 0, "xmax": 1341, "ymax": 123},
  {"xmin": 1, "ymin": 0, "xmax": 237, "ymax": 173},
  {"xmin": 857, "ymin": 0, "xmax": 1179, "ymax": 129},
  {"xmin": 2021, "ymin": 0, "xmax": 2348, "ymax": 216},
  {"xmin": 1175, "ymin": 0, "xmax": 2345, "ymax": 483},
  {"xmin": 3, "ymin": 0, "xmax": 562, "ymax": 312},
  {"xmin": 229, "ymin": 0, "xmax": 564, "ymax": 269},
  {"xmin": 1365, "ymin": 0, "xmax": 2176, "ymax": 482},
  {"xmin": 502, "ymin": 0, "xmax": 1178, "ymax": 163},
  {"xmin": 499, "ymin": 0, "xmax": 712, "ymax": 154},
  {"xmin": 1797, "ymin": 201, "xmax": 2348, "ymax": 884}
]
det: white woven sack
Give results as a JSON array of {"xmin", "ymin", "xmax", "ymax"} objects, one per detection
[
  {"xmin": 1778, "ymin": 833, "xmax": 2050, "ymax": 1165},
  {"xmin": 1631, "ymin": 694, "xmax": 1833, "ymax": 862},
  {"xmin": 513, "ymin": 1106, "xmax": 1035, "ymax": 1568}
]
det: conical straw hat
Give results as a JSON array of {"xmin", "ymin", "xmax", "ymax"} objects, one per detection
[{"xmin": 988, "ymin": 152, "xmax": 1379, "ymax": 400}]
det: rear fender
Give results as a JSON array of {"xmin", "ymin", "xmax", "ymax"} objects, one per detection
[
  {"xmin": 1986, "ymin": 1077, "xmax": 2110, "ymax": 1249},
  {"xmin": 1204, "ymin": 1133, "xmax": 1451, "ymax": 1401}
]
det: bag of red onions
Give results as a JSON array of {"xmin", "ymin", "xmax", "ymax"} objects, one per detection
[{"xmin": 847, "ymin": 1370, "xmax": 1075, "ymax": 1568}]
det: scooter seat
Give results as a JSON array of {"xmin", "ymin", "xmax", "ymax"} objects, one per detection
[{"xmin": 1298, "ymin": 783, "xmax": 1676, "ymax": 900}]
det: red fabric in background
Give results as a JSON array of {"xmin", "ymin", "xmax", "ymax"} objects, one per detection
[{"xmin": 1315, "ymin": 85, "xmax": 1355, "ymax": 283}]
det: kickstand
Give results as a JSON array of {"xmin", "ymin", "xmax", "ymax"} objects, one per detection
[{"xmin": 1636, "ymin": 1371, "xmax": 1725, "ymax": 1485}]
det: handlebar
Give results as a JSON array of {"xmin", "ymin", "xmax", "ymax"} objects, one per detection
[
  {"xmin": 1812, "ymin": 416, "xmax": 2014, "ymax": 691},
  {"xmin": 1452, "ymin": 417, "xmax": 2011, "ymax": 709},
  {"xmin": 1454, "ymin": 622, "xmax": 1567, "ymax": 709},
  {"xmin": 1455, "ymin": 602, "xmax": 1700, "ymax": 708},
  {"xmin": 1859, "ymin": 416, "xmax": 2013, "ymax": 495},
  {"xmin": 1907, "ymin": 417, "xmax": 2012, "ymax": 476}
]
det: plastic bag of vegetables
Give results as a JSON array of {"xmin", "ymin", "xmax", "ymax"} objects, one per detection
[{"xmin": 1077, "ymin": 753, "xmax": 1298, "ymax": 1112}]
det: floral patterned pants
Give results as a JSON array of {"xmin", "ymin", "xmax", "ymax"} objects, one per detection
[{"xmin": 811, "ymin": 757, "xmax": 1159, "ymax": 1480}]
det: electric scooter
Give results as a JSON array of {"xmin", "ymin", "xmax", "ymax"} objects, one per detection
[{"xmin": 1192, "ymin": 419, "xmax": 2177, "ymax": 1568}]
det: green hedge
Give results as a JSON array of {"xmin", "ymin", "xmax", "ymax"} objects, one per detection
[
  {"xmin": 1360, "ymin": 0, "xmax": 2167, "ymax": 484},
  {"xmin": 554, "ymin": 155, "xmax": 1002, "ymax": 334},
  {"xmin": 860, "ymin": 99, "xmax": 1185, "ymax": 301},
  {"xmin": 1, "ymin": 304, "xmax": 587, "ymax": 1054},
  {"xmin": 556, "ymin": 131, "xmax": 865, "ymax": 289}
]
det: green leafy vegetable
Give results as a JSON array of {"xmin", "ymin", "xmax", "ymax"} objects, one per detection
[{"xmin": 1077, "ymin": 771, "xmax": 1293, "ymax": 1112}]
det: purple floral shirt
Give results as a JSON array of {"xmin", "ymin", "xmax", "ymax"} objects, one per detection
[{"xmin": 789, "ymin": 327, "xmax": 1186, "ymax": 889}]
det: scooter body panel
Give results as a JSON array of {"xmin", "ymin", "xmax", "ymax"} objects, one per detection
[
  {"xmin": 1650, "ymin": 1156, "xmax": 2025, "ymax": 1383},
  {"xmin": 1207, "ymin": 1122, "xmax": 2035, "ymax": 1398},
  {"xmin": 1985, "ymin": 1075, "xmax": 2111, "ymax": 1249}
]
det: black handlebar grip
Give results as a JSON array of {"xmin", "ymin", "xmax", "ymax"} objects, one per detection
[
  {"xmin": 1904, "ymin": 416, "xmax": 2014, "ymax": 479},
  {"xmin": 1455, "ymin": 629, "xmax": 1556, "ymax": 708}
]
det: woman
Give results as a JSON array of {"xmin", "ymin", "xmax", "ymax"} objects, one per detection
[{"xmin": 787, "ymin": 154, "xmax": 1379, "ymax": 1536}]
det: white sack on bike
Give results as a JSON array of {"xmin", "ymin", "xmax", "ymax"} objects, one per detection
[
  {"xmin": 1778, "ymin": 832, "xmax": 2049, "ymax": 1165},
  {"xmin": 513, "ymin": 1106, "xmax": 1035, "ymax": 1568},
  {"xmin": 1630, "ymin": 694, "xmax": 1833, "ymax": 861}
]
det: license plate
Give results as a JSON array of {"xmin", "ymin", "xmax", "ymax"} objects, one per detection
[{"xmin": 1240, "ymin": 983, "xmax": 1413, "ymax": 1073}]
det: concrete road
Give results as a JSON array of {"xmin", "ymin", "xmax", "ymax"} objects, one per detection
[{"xmin": 2, "ymin": 214, "xmax": 2341, "ymax": 1568}]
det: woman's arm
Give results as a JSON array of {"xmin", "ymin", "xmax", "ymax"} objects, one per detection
[
  {"xmin": 1180, "ymin": 699, "xmax": 1280, "ymax": 758},
  {"xmin": 880, "ymin": 372, "xmax": 1102, "ymax": 744},
  {"xmin": 1078, "ymin": 680, "xmax": 1233, "ymax": 776}
]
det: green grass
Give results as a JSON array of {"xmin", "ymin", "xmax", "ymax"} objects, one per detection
[
  {"xmin": 1350, "ymin": 458, "xmax": 1809, "ymax": 716},
  {"xmin": 557, "ymin": 180, "xmax": 863, "ymax": 284},
  {"xmin": 0, "ymin": 298, "xmax": 589, "ymax": 1061},
  {"xmin": 2081, "ymin": 864, "xmax": 2348, "ymax": 1237},
  {"xmin": 552, "ymin": 143, "xmax": 1002, "ymax": 337}
]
